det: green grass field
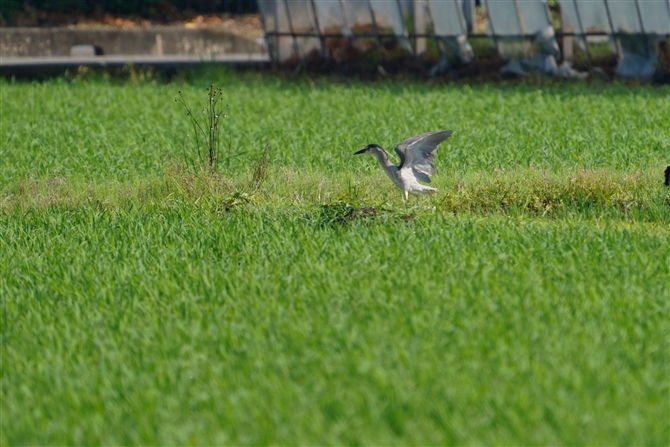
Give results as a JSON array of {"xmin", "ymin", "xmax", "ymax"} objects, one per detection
[{"xmin": 1, "ymin": 70, "xmax": 669, "ymax": 445}]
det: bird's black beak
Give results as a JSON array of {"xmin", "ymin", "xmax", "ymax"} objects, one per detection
[{"xmin": 354, "ymin": 148, "xmax": 367, "ymax": 155}]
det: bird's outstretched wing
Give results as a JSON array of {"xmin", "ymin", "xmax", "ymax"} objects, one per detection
[{"xmin": 395, "ymin": 131, "xmax": 452, "ymax": 182}]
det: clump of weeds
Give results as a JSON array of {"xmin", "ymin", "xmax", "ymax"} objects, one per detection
[
  {"xmin": 175, "ymin": 84, "xmax": 229, "ymax": 173},
  {"xmin": 248, "ymin": 143, "xmax": 269, "ymax": 191},
  {"xmin": 441, "ymin": 165, "xmax": 668, "ymax": 219},
  {"xmin": 174, "ymin": 85, "xmax": 271, "ymax": 213}
]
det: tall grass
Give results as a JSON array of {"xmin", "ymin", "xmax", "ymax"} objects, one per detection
[
  {"xmin": 2, "ymin": 164, "xmax": 668, "ymax": 224},
  {"xmin": 1, "ymin": 75, "xmax": 668, "ymax": 185},
  {"xmin": 2, "ymin": 206, "xmax": 668, "ymax": 444},
  {"xmin": 1, "ymin": 72, "xmax": 669, "ymax": 444}
]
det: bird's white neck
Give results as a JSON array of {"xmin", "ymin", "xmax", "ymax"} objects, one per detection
[
  {"xmin": 370, "ymin": 147, "xmax": 396, "ymax": 170},
  {"xmin": 370, "ymin": 147, "xmax": 402, "ymax": 188}
]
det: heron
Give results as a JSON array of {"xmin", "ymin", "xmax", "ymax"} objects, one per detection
[{"xmin": 354, "ymin": 130, "xmax": 453, "ymax": 202}]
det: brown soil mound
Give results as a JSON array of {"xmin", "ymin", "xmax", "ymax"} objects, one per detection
[{"xmin": 3, "ymin": 9, "xmax": 263, "ymax": 39}]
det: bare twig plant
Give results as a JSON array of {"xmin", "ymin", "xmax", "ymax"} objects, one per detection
[
  {"xmin": 175, "ymin": 84, "xmax": 227, "ymax": 173},
  {"xmin": 249, "ymin": 143, "xmax": 269, "ymax": 191}
]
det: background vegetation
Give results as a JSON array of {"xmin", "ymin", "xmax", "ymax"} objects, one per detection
[{"xmin": 1, "ymin": 0, "xmax": 256, "ymax": 24}]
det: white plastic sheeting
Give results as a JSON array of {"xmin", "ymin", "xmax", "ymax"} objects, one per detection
[
  {"xmin": 427, "ymin": 0, "xmax": 473, "ymax": 63},
  {"xmin": 558, "ymin": 0, "xmax": 670, "ymax": 78},
  {"xmin": 257, "ymin": 0, "xmax": 670, "ymax": 79},
  {"xmin": 481, "ymin": 0, "xmax": 584, "ymax": 77},
  {"xmin": 258, "ymin": 0, "xmax": 473, "ymax": 62}
]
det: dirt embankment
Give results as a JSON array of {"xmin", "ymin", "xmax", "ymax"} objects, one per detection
[{"xmin": 4, "ymin": 9, "xmax": 263, "ymax": 40}]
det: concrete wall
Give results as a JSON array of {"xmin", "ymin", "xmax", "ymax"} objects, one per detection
[{"xmin": 1, "ymin": 27, "xmax": 265, "ymax": 57}]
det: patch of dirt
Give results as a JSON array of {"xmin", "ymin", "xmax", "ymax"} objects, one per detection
[{"xmin": 5, "ymin": 10, "xmax": 264, "ymax": 39}]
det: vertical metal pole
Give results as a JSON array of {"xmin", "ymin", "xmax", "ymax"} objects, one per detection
[
  {"xmin": 367, "ymin": 0, "xmax": 385, "ymax": 60},
  {"xmin": 414, "ymin": 0, "xmax": 427, "ymax": 56},
  {"xmin": 462, "ymin": 0, "xmax": 475, "ymax": 33},
  {"xmin": 395, "ymin": 0, "xmax": 412, "ymax": 54},
  {"xmin": 455, "ymin": 0, "xmax": 469, "ymax": 35},
  {"xmin": 309, "ymin": 0, "xmax": 327, "ymax": 56},
  {"xmin": 512, "ymin": 0, "xmax": 530, "ymax": 56},
  {"xmin": 281, "ymin": 0, "xmax": 301, "ymax": 60},
  {"xmin": 572, "ymin": 0, "xmax": 593, "ymax": 66},
  {"xmin": 258, "ymin": 0, "xmax": 273, "ymax": 61},
  {"xmin": 338, "ymin": 0, "xmax": 352, "ymax": 37},
  {"xmin": 424, "ymin": 0, "xmax": 443, "ymax": 59},
  {"xmin": 512, "ymin": 0, "xmax": 525, "ymax": 34},
  {"xmin": 482, "ymin": 0, "xmax": 501, "ymax": 56},
  {"xmin": 335, "ymin": 0, "xmax": 356, "ymax": 61},
  {"xmin": 272, "ymin": 0, "xmax": 281, "ymax": 61},
  {"xmin": 632, "ymin": 0, "xmax": 650, "ymax": 58},
  {"xmin": 559, "ymin": 8, "xmax": 573, "ymax": 61},
  {"xmin": 602, "ymin": 0, "xmax": 622, "ymax": 58}
]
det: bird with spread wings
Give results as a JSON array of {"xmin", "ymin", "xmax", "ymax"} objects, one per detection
[{"xmin": 354, "ymin": 131, "xmax": 453, "ymax": 202}]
